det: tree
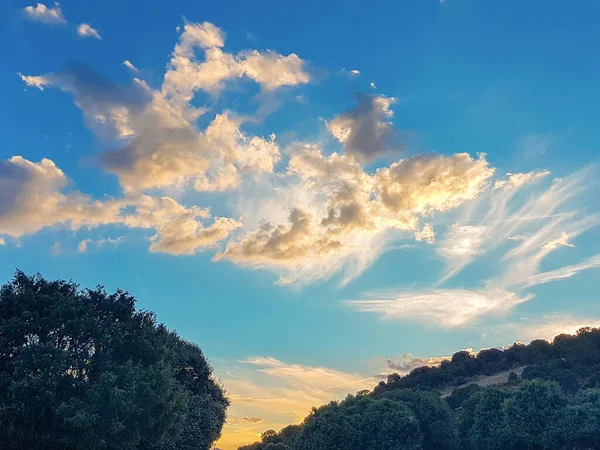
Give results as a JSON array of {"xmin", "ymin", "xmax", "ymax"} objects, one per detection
[
  {"xmin": 503, "ymin": 380, "xmax": 567, "ymax": 449},
  {"xmin": 0, "ymin": 271, "xmax": 227, "ymax": 450},
  {"xmin": 294, "ymin": 395, "xmax": 423, "ymax": 450},
  {"xmin": 458, "ymin": 387, "xmax": 508, "ymax": 450}
]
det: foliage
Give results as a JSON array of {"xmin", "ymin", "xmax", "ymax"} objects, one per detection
[
  {"xmin": 0, "ymin": 271, "xmax": 228, "ymax": 450},
  {"xmin": 242, "ymin": 327, "xmax": 600, "ymax": 450}
]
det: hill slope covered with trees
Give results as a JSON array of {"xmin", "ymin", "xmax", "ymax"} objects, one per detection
[{"xmin": 241, "ymin": 328, "xmax": 600, "ymax": 450}]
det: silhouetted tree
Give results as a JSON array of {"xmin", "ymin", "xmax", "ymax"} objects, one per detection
[{"xmin": 0, "ymin": 271, "xmax": 227, "ymax": 450}]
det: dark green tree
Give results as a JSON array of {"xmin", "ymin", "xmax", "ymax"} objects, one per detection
[
  {"xmin": 503, "ymin": 380, "xmax": 566, "ymax": 449},
  {"xmin": 458, "ymin": 387, "xmax": 508, "ymax": 450},
  {"xmin": 0, "ymin": 271, "xmax": 228, "ymax": 450}
]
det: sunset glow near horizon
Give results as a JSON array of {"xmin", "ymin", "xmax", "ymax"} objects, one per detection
[{"xmin": 2, "ymin": 1, "xmax": 600, "ymax": 448}]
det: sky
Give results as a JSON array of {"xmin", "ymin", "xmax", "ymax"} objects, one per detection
[{"xmin": 2, "ymin": 0, "xmax": 600, "ymax": 448}]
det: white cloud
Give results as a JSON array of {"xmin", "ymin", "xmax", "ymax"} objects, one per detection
[
  {"xmin": 488, "ymin": 314, "xmax": 600, "ymax": 343},
  {"xmin": 0, "ymin": 156, "xmax": 238, "ymax": 254},
  {"xmin": 123, "ymin": 60, "xmax": 139, "ymax": 72},
  {"xmin": 494, "ymin": 170, "xmax": 550, "ymax": 190},
  {"xmin": 77, "ymin": 23, "xmax": 101, "ymax": 39},
  {"xmin": 346, "ymin": 287, "xmax": 534, "ymax": 327},
  {"xmin": 20, "ymin": 66, "xmax": 281, "ymax": 193},
  {"xmin": 77, "ymin": 237, "xmax": 123, "ymax": 253},
  {"xmin": 19, "ymin": 73, "xmax": 52, "ymax": 90},
  {"xmin": 370, "ymin": 82, "xmax": 376, "ymax": 89},
  {"xmin": 377, "ymin": 353, "xmax": 448, "ymax": 375},
  {"xmin": 218, "ymin": 147, "xmax": 493, "ymax": 284},
  {"xmin": 23, "ymin": 2, "xmax": 66, "ymax": 25},
  {"xmin": 162, "ymin": 21, "xmax": 309, "ymax": 102},
  {"xmin": 349, "ymin": 69, "xmax": 360, "ymax": 75},
  {"xmin": 437, "ymin": 168, "xmax": 598, "ymax": 284},
  {"xmin": 216, "ymin": 357, "xmax": 375, "ymax": 449},
  {"xmin": 525, "ymin": 253, "xmax": 600, "ymax": 287},
  {"xmin": 327, "ymin": 94, "xmax": 400, "ymax": 161}
]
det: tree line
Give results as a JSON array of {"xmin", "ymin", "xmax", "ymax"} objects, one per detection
[
  {"xmin": 2, "ymin": 271, "xmax": 600, "ymax": 450},
  {"xmin": 241, "ymin": 328, "xmax": 600, "ymax": 449}
]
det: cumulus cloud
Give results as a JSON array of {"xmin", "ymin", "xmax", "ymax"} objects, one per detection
[
  {"xmin": 494, "ymin": 170, "xmax": 550, "ymax": 190},
  {"xmin": 327, "ymin": 94, "xmax": 401, "ymax": 161},
  {"xmin": 22, "ymin": 2, "xmax": 66, "ymax": 25},
  {"xmin": 218, "ymin": 147, "xmax": 493, "ymax": 283},
  {"xmin": 162, "ymin": 21, "xmax": 309, "ymax": 102},
  {"xmin": 415, "ymin": 224, "xmax": 435, "ymax": 243},
  {"xmin": 20, "ymin": 64, "xmax": 281, "ymax": 193},
  {"xmin": 346, "ymin": 287, "xmax": 534, "ymax": 327},
  {"xmin": 0, "ymin": 156, "xmax": 238, "ymax": 254},
  {"xmin": 77, "ymin": 23, "xmax": 101, "ymax": 39}
]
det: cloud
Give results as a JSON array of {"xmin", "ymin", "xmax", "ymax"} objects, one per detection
[
  {"xmin": 346, "ymin": 287, "xmax": 534, "ymax": 327},
  {"xmin": 525, "ymin": 253, "xmax": 600, "ymax": 287},
  {"xmin": 215, "ymin": 357, "xmax": 375, "ymax": 449},
  {"xmin": 123, "ymin": 60, "xmax": 139, "ymax": 72},
  {"xmin": 327, "ymin": 94, "xmax": 401, "ymax": 161},
  {"xmin": 494, "ymin": 170, "xmax": 550, "ymax": 190},
  {"xmin": 218, "ymin": 147, "xmax": 493, "ymax": 284},
  {"xmin": 50, "ymin": 242, "xmax": 61, "ymax": 256},
  {"xmin": 162, "ymin": 21, "xmax": 309, "ymax": 102},
  {"xmin": 77, "ymin": 237, "xmax": 123, "ymax": 253},
  {"xmin": 77, "ymin": 23, "xmax": 101, "ymax": 39},
  {"xmin": 22, "ymin": 2, "xmax": 66, "ymax": 25},
  {"xmin": 487, "ymin": 314, "xmax": 600, "ymax": 343},
  {"xmin": 0, "ymin": 156, "xmax": 238, "ymax": 254},
  {"xmin": 370, "ymin": 82, "xmax": 376, "ymax": 89},
  {"xmin": 20, "ymin": 64, "xmax": 281, "ymax": 193},
  {"xmin": 437, "ymin": 168, "xmax": 597, "ymax": 284},
  {"xmin": 381, "ymin": 353, "xmax": 447, "ymax": 375},
  {"xmin": 415, "ymin": 223, "xmax": 435, "ymax": 243},
  {"xmin": 349, "ymin": 69, "xmax": 360, "ymax": 75},
  {"xmin": 0, "ymin": 238, "xmax": 5, "ymax": 246}
]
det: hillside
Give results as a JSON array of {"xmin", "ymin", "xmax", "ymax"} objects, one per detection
[
  {"xmin": 241, "ymin": 327, "xmax": 600, "ymax": 450},
  {"xmin": 440, "ymin": 365, "xmax": 527, "ymax": 398}
]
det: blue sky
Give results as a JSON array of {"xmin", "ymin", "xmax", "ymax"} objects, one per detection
[{"xmin": 2, "ymin": 0, "xmax": 600, "ymax": 447}]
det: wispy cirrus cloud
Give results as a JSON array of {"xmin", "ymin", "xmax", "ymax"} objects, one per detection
[
  {"xmin": 346, "ymin": 287, "xmax": 533, "ymax": 327},
  {"xmin": 215, "ymin": 357, "xmax": 375, "ymax": 449},
  {"xmin": 485, "ymin": 314, "xmax": 600, "ymax": 343},
  {"xmin": 525, "ymin": 253, "xmax": 600, "ymax": 287},
  {"xmin": 437, "ymin": 167, "xmax": 599, "ymax": 287}
]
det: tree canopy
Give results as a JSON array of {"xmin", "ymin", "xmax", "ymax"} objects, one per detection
[
  {"xmin": 0, "ymin": 271, "xmax": 228, "ymax": 450},
  {"xmin": 242, "ymin": 327, "xmax": 600, "ymax": 450}
]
